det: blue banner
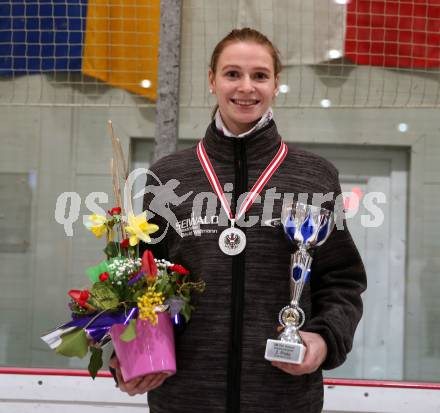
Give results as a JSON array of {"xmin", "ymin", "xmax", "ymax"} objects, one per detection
[{"xmin": 0, "ymin": 0, "xmax": 87, "ymax": 76}]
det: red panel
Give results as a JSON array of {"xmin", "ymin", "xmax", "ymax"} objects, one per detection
[
  {"xmin": 325, "ymin": 378, "xmax": 440, "ymax": 390},
  {"xmin": 345, "ymin": 0, "xmax": 440, "ymax": 68},
  {"xmin": 0, "ymin": 367, "xmax": 112, "ymax": 378}
]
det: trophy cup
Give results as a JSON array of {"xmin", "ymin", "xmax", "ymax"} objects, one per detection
[{"xmin": 265, "ymin": 202, "xmax": 335, "ymax": 364}]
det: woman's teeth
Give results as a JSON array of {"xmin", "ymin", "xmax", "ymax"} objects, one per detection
[{"xmin": 232, "ymin": 99, "xmax": 258, "ymax": 106}]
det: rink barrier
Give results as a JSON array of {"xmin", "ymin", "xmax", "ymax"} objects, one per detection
[{"xmin": 1, "ymin": 367, "xmax": 440, "ymax": 390}]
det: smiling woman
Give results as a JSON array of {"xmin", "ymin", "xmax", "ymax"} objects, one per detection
[
  {"xmin": 110, "ymin": 27, "xmax": 367, "ymax": 413},
  {"xmin": 207, "ymin": 28, "xmax": 282, "ymax": 136}
]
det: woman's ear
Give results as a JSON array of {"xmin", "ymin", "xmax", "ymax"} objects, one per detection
[
  {"xmin": 274, "ymin": 75, "xmax": 280, "ymax": 97},
  {"xmin": 208, "ymin": 69, "xmax": 215, "ymax": 94}
]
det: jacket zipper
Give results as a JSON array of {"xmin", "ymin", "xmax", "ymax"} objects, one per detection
[{"xmin": 226, "ymin": 139, "xmax": 248, "ymax": 413}]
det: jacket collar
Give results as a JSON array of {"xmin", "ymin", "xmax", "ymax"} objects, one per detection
[{"xmin": 202, "ymin": 119, "xmax": 282, "ymax": 164}]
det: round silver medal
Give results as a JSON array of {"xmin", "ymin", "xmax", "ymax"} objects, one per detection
[{"xmin": 218, "ymin": 226, "xmax": 246, "ymax": 255}]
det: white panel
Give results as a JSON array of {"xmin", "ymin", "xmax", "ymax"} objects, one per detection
[
  {"xmin": 0, "ymin": 375, "xmax": 149, "ymax": 413},
  {"xmin": 338, "ymin": 179, "xmax": 368, "ymax": 378},
  {"xmin": 30, "ymin": 107, "xmax": 75, "ymax": 362},
  {"xmin": 425, "ymin": 136, "xmax": 440, "ymax": 183},
  {"xmin": 324, "ymin": 385, "xmax": 440, "ymax": 413},
  {"xmin": 405, "ymin": 139, "xmax": 426, "ymax": 381},
  {"xmin": 2, "ymin": 375, "xmax": 440, "ymax": 413},
  {"xmin": 0, "ymin": 405, "xmax": 146, "ymax": 413},
  {"xmin": 0, "ymin": 108, "xmax": 39, "ymax": 173},
  {"xmin": 361, "ymin": 174, "xmax": 393, "ymax": 379},
  {"xmin": 387, "ymin": 156, "xmax": 407, "ymax": 378}
]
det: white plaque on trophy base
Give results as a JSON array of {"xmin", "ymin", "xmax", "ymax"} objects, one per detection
[{"xmin": 264, "ymin": 339, "xmax": 306, "ymax": 364}]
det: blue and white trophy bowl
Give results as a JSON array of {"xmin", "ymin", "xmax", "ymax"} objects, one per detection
[{"xmin": 265, "ymin": 202, "xmax": 335, "ymax": 364}]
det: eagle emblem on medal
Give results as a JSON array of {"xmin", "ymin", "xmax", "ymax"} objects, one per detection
[{"xmin": 218, "ymin": 226, "xmax": 246, "ymax": 256}]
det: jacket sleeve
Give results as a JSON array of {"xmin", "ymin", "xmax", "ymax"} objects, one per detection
[{"xmin": 303, "ymin": 172, "xmax": 367, "ymax": 370}]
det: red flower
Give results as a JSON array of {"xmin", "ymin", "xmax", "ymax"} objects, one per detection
[
  {"xmin": 68, "ymin": 289, "xmax": 90, "ymax": 308},
  {"xmin": 99, "ymin": 272, "xmax": 109, "ymax": 282},
  {"xmin": 169, "ymin": 264, "xmax": 190, "ymax": 276},
  {"xmin": 108, "ymin": 207, "xmax": 122, "ymax": 216},
  {"xmin": 120, "ymin": 238, "xmax": 130, "ymax": 249},
  {"xmin": 142, "ymin": 250, "xmax": 158, "ymax": 280}
]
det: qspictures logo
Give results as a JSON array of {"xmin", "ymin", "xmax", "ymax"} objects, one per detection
[{"xmin": 54, "ymin": 168, "xmax": 387, "ymax": 241}]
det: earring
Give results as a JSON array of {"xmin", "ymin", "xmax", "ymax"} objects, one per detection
[
  {"xmin": 209, "ymin": 88, "xmax": 214, "ymax": 94},
  {"xmin": 274, "ymin": 90, "xmax": 279, "ymax": 97}
]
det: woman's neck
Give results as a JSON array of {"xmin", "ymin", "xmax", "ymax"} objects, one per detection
[{"xmin": 215, "ymin": 108, "xmax": 274, "ymax": 138}]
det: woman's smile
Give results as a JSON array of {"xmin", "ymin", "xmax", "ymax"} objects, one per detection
[{"xmin": 231, "ymin": 98, "xmax": 260, "ymax": 106}]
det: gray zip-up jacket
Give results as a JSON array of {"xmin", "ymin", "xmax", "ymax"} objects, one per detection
[{"xmin": 142, "ymin": 120, "xmax": 367, "ymax": 413}]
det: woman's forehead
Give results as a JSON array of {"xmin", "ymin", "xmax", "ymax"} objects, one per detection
[{"xmin": 216, "ymin": 42, "xmax": 274, "ymax": 71}]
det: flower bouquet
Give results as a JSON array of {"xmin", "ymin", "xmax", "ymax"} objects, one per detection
[{"xmin": 42, "ymin": 122, "xmax": 205, "ymax": 380}]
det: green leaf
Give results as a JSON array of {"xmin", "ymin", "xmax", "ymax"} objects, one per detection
[
  {"xmin": 165, "ymin": 284, "xmax": 174, "ymax": 298},
  {"xmin": 103, "ymin": 241, "xmax": 119, "ymax": 258},
  {"xmin": 181, "ymin": 302, "xmax": 192, "ymax": 323},
  {"xmin": 89, "ymin": 282, "xmax": 120, "ymax": 310},
  {"xmin": 88, "ymin": 347, "xmax": 103, "ymax": 380},
  {"xmin": 156, "ymin": 274, "xmax": 169, "ymax": 293},
  {"xmin": 86, "ymin": 260, "xmax": 111, "ymax": 284},
  {"xmin": 55, "ymin": 329, "xmax": 88, "ymax": 358},
  {"xmin": 120, "ymin": 319, "xmax": 137, "ymax": 342}
]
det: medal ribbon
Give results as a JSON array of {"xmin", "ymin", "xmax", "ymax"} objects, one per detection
[{"xmin": 197, "ymin": 141, "xmax": 288, "ymax": 224}]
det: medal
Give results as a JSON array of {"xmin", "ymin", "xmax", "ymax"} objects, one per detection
[
  {"xmin": 197, "ymin": 140, "xmax": 288, "ymax": 255},
  {"xmin": 218, "ymin": 221, "xmax": 246, "ymax": 256}
]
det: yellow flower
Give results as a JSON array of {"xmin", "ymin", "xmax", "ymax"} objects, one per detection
[
  {"xmin": 85, "ymin": 214, "xmax": 107, "ymax": 238},
  {"xmin": 137, "ymin": 287, "xmax": 164, "ymax": 325},
  {"xmin": 125, "ymin": 212, "xmax": 159, "ymax": 246}
]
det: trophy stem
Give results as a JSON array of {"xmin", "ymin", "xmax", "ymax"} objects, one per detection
[{"xmin": 290, "ymin": 250, "xmax": 314, "ymax": 307}]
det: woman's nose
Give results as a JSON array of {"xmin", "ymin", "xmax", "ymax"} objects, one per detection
[{"xmin": 238, "ymin": 75, "xmax": 255, "ymax": 92}]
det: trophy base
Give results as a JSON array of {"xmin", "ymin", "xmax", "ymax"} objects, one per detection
[{"xmin": 264, "ymin": 339, "xmax": 306, "ymax": 364}]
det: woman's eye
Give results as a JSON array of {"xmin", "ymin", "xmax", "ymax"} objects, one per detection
[
  {"xmin": 255, "ymin": 72, "xmax": 270, "ymax": 80},
  {"xmin": 225, "ymin": 71, "xmax": 239, "ymax": 78}
]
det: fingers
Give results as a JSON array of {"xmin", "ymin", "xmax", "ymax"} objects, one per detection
[
  {"xmin": 117, "ymin": 372, "xmax": 168, "ymax": 396},
  {"xmin": 271, "ymin": 357, "xmax": 315, "ymax": 376},
  {"xmin": 272, "ymin": 361, "xmax": 301, "ymax": 375},
  {"xmin": 135, "ymin": 373, "xmax": 168, "ymax": 394},
  {"xmin": 121, "ymin": 377, "xmax": 144, "ymax": 396},
  {"xmin": 271, "ymin": 353, "xmax": 316, "ymax": 376},
  {"xmin": 108, "ymin": 356, "xmax": 120, "ymax": 370},
  {"xmin": 271, "ymin": 331, "xmax": 328, "ymax": 376},
  {"xmin": 109, "ymin": 356, "xmax": 168, "ymax": 395}
]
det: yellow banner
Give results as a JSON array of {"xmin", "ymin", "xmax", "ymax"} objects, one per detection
[{"xmin": 82, "ymin": 0, "xmax": 160, "ymax": 101}]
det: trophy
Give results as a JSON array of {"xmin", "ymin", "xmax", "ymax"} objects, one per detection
[{"xmin": 265, "ymin": 202, "xmax": 335, "ymax": 364}]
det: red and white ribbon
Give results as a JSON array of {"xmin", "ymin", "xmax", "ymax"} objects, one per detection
[{"xmin": 197, "ymin": 141, "xmax": 288, "ymax": 224}]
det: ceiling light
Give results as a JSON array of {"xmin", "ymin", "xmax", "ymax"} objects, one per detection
[
  {"xmin": 397, "ymin": 123, "xmax": 408, "ymax": 133},
  {"xmin": 279, "ymin": 84, "xmax": 290, "ymax": 94},
  {"xmin": 140, "ymin": 79, "xmax": 152, "ymax": 89},
  {"xmin": 320, "ymin": 99, "xmax": 331, "ymax": 108},
  {"xmin": 328, "ymin": 49, "xmax": 342, "ymax": 59}
]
